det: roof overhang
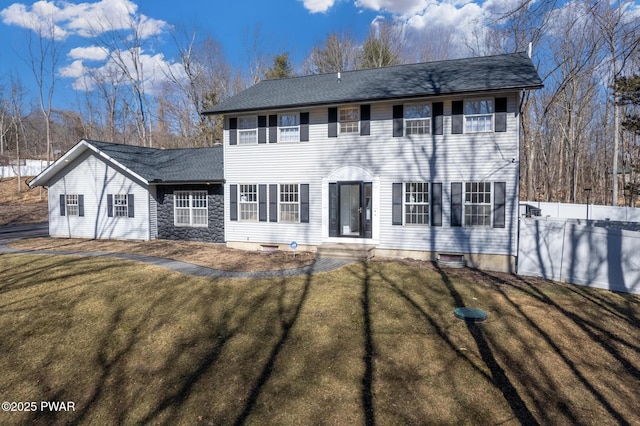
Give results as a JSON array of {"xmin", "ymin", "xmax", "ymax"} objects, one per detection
[
  {"xmin": 150, "ymin": 179, "xmax": 225, "ymax": 185},
  {"xmin": 28, "ymin": 139, "xmax": 149, "ymax": 188}
]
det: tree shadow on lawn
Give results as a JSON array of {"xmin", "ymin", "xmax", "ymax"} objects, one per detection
[{"xmin": 1, "ymin": 255, "xmax": 639, "ymax": 425}]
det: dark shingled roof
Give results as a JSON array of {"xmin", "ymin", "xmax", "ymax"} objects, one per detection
[
  {"xmin": 203, "ymin": 52, "xmax": 543, "ymax": 115},
  {"xmin": 85, "ymin": 140, "xmax": 224, "ymax": 183}
]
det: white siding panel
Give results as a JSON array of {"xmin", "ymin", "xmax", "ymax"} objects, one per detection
[{"xmin": 48, "ymin": 151, "xmax": 150, "ymax": 240}]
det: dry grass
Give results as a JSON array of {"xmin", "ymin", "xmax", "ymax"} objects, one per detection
[
  {"xmin": 1, "ymin": 253, "xmax": 638, "ymax": 425},
  {"xmin": 0, "ymin": 177, "xmax": 48, "ymax": 225},
  {"xmin": 9, "ymin": 238, "xmax": 315, "ymax": 272}
]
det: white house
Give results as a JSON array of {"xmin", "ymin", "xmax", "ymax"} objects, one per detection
[
  {"xmin": 28, "ymin": 139, "xmax": 225, "ymax": 242},
  {"xmin": 203, "ymin": 52, "xmax": 543, "ymax": 272}
]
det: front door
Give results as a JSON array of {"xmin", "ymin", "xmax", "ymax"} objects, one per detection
[{"xmin": 329, "ymin": 182, "xmax": 372, "ymax": 238}]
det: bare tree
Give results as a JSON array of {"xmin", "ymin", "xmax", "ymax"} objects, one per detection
[
  {"xmin": 360, "ymin": 20, "xmax": 403, "ymax": 69},
  {"xmin": 22, "ymin": 17, "xmax": 62, "ymax": 165},
  {"xmin": 302, "ymin": 31, "xmax": 360, "ymax": 74}
]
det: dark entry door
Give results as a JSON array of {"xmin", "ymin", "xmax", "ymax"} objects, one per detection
[{"xmin": 329, "ymin": 182, "xmax": 372, "ymax": 238}]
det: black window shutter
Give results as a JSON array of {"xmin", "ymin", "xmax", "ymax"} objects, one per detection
[
  {"xmin": 393, "ymin": 105, "xmax": 403, "ymax": 137},
  {"xmin": 360, "ymin": 104, "xmax": 370, "ymax": 136},
  {"xmin": 258, "ymin": 184, "xmax": 267, "ymax": 221},
  {"xmin": 495, "ymin": 97, "xmax": 507, "ymax": 132},
  {"xmin": 433, "ymin": 102, "xmax": 444, "ymax": 135},
  {"xmin": 269, "ymin": 184, "xmax": 278, "ymax": 222},
  {"xmin": 300, "ymin": 112, "xmax": 309, "ymax": 142},
  {"xmin": 107, "ymin": 194, "xmax": 113, "ymax": 217},
  {"xmin": 451, "ymin": 183, "xmax": 462, "ymax": 227},
  {"xmin": 392, "ymin": 183, "xmax": 403, "ymax": 225},
  {"xmin": 300, "ymin": 184, "xmax": 309, "ymax": 223},
  {"xmin": 431, "ymin": 183, "xmax": 442, "ymax": 226},
  {"xmin": 60, "ymin": 194, "xmax": 66, "ymax": 216},
  {"xmin": 258, "ymin": 115, "xmax": 267, "ymax": 144},
  {"xmin": 329, "ymin": 183, "xmax": 338, "ymax": 236},
  {"xmin": 452, "ymin": 101, "xmax": 463, "ymax": 134},
  {"xmin": 269, "ymin": 115, "xmax": 278, "ymax": 143},
  {"xmin": 328, "ymin": 107, "xmax": 338, "ymax": 137},
  {"xmin": 229, "ymin": 184, "xmax": 238, "ymax": 221},
  {"xmin": 229, "ymin": 117, "xmax": 238, "ymax": 145},
  {"xmin": 128, "ymin": 194, "xmax": 135, "ymax": 218},
  {"xmin": 494, "ymin": 182, "xmax": 506, "ymax": 228},
  {"xmin": 78, "ymin": 194, "xmax": 85, "ymax": 217}
]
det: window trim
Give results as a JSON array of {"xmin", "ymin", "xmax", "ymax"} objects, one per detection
[
  {"xmin": 279, "ymin": 183, "xmax": 300, "ymax": 223},
  {"xmin": 338, "ymin": 106, "xmax": 360, "ymax": 135},
  {"xmin": 464, "ymin": 182, "xmax": 492, "ymax": 227},
  {"xmin": 464, "ymin": 98, "xmax": 494, "ymax": 133},
  {"xmin": 113, "ymin": 194, "xmax": 128, "ymax": 218},
  {"xmin": 404, "ymin": 182, "xmax": 430, "ymax": 226},
  {"xmin": 278, "ymin": 113, "xmax": 300, "ymax": 143},
  {"xmin": 238, "ymin": 115, "xmax": 258, "ymax": 145},
  {"xmin": 404, "ymin": 102, "xmax": 432, "ymax": 136},
  {"xmin": 66, "ymin": 194, "xmax": 79, "ymax": 216},
  {"xmin": 239, "ymin": 184, "xmax": 258, "ymax": 222},
  {"xmin": 174, "ymin": 190, "xmax": 208, "ymax": 227}
]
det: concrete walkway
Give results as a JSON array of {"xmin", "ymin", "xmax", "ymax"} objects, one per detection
[{"xmin": 0, "ymin": 225, "xmax": 354, "ymax": 279}]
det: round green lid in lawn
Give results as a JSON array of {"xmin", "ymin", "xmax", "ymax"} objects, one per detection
[{"xmin": 454, "ymin": 307, "xmax": 487, "ymax": 322}]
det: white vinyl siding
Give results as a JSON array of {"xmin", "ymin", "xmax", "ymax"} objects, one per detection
[
  {"xmin": 223, "ymin": 93, "xmax": 519, "ymax": 256},
  {"xmin": 47, "ymin": 149, "xmax": 150, "ymax": 240}
]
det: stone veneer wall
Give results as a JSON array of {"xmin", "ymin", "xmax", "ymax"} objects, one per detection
[{"xmin": 156, "ymin": 184, "xmax": 224, "ymax": 243}]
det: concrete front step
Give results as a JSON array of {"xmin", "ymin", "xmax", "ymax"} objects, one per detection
[{"xmin": 317, "ymin": 243, "xmax": 376, "ymax": 260}]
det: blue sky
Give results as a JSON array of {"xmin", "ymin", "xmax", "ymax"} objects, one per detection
[
  {"xmin": 0, "ymin": 0, "xmax": 398, "ymax": 107},
  {"xmin": 3, "ymin": 0, "xmax": 636, "ymax": 111}
]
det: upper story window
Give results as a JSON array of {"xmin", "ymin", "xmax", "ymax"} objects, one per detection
[
  {"xmin": 279, "ymin": 113, "xmax": 300, "ymax": 142},
  {"xmin": 339, "ymin": 106, "xmax": 359, "ymax": 134},
  {"xmin": 464, "ymin": 182, "xmax": 491, "ymax": 227},
  {"xmin": 238, "ymin": 116, "xmax": 257, "ymax": 144},
  {"xmin": 404, "ymin": 103, "xmax": 431, "ymax": 135},
  {"xmin": 464, "ymin": 99, "xmax": 494, "ymax": 132}
]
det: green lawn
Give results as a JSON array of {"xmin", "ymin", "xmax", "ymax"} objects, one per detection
[{"xmin": 1, "ymin": 253, "xmax": 639, "ymax": 425}]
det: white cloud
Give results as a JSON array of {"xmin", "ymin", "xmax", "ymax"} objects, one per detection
[
  {"xmin": 300, "ymin": 0, "xmax": 337, "ymax": 13},
  {"xmin": 355, "ymin": 0, "xmax": 427, "ymax": 16},
  {"xmin": 67, "ymin": 47, "xmax": 185, "ymax": 95},
  {"xmin": 0, "ymin": 0, "xmax": 168, "ymax": 39},
  {"xmin": 68, "ymin": 46, "xmax": 109, "ymax": 61}
]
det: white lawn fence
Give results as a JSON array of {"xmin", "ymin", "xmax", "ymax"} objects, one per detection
[
  {"xmin": 522, "ymin": 201, "xmax": 640, "ymax": 222},
  {"xmin": 518, "ymin": 217, "xmax": 640, "ymax": 295},
  {"xmin": 0, "ymin": 160, "xmax": 48, "ymax": 179}
]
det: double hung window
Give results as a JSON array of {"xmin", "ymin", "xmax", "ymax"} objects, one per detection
[
  {"xmin": 404, "ymin": 103, "xmax": 431, "ymax": 135},
  {"xmin": 405, "ymin": 183, "xmax": 429, "ymax": 225},
  {"xmin": 339, "ymin": 106, "xmax": 359, "ymax": 134},
  {"xmin": 464, "ymin": 99, "xmax": 494, "ymax": 132},
  {"xmin": 279, "ymin": 114, "xmax": 300, "ymax": 142},
  {"xmin": 464, "ymin": 182, "xmax": 491, "ymax": 226},
  {"xmin": 239, "ymin": 184, "xmax": 258, "ymax": 221},
  {"xmin": 175, "ymin": 191, "xmax": 208, "ymax": 227},
  {"xmin": 113, "ymin": 194, "xmax": 128, "ymax": 217},
  {"xmin": 279, "ymin": 184, "xmax": 299, "ymax": 222},
  {"xmin": 238, "ymin": 116, "xmax": 257, "ymax": 144},
  {"xmin": 66, "ymin": 194, "xmax": 79, "ymax": 216}
]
